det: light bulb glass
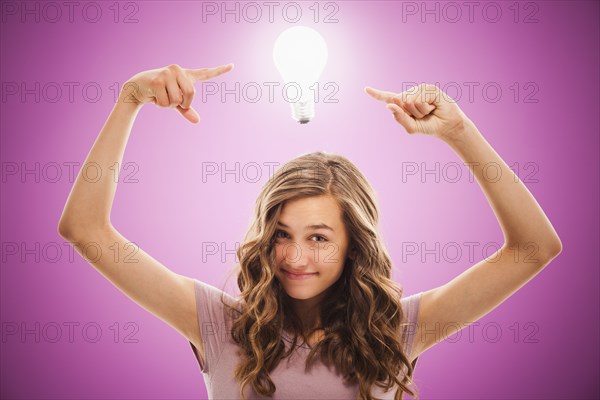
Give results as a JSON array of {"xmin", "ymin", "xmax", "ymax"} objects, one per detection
[{"xmin": 273, "ymin": 26, "xmax": 328, "ymax": 123}]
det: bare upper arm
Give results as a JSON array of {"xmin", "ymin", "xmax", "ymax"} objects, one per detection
[
  {"xmin": 60, "ymin": 226, "xmax": 205, "ymax": 361},
  {"xmin": 412, "ymin": 246, "xmax": 557, "ymax": 358}
]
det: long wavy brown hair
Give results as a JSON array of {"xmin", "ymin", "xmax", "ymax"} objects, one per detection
[{"xmin": 220, "ymin": 151, "xmax": 420, "ymax": 400}]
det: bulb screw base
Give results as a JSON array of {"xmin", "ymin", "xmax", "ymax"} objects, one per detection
[{"xmin": 291, "ymin": 100, "xmax": 314, "ymax": 124}]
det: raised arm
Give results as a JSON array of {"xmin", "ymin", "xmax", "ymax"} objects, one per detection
[
  {"xmin": 58, "ymin": 63, "xmax": 233, "ymax": 359},
  {"xmin": 365, "ymin": 84, "xmax": 562, "ymax": 360}
]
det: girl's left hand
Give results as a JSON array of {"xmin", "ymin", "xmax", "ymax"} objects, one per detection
[{"xmin": 365, "ymin": 83, "xmax": 472, "ymax": 143}]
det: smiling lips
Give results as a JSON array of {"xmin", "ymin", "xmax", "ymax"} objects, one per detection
[{"xmin": 282, "ymin": 269, "xmax": 317, "ymax": 280}]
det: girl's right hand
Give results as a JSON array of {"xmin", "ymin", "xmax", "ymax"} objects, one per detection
[{"xmin": 120, "ymin": 63, "xmax": 234, "ymax": 124}]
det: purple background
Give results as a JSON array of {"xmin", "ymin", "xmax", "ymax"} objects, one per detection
[{"xmin": 1, "ymin": 1, "xmax": 598, "ymax": 399}]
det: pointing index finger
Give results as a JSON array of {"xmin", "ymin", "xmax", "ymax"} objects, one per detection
[
  {"xmin": 364, "ymin": 86, "xmax": 399, "ymax": 103},
  {"xmin": 186, "ymin": 63, "xmax": 234, "ymax": 82}
]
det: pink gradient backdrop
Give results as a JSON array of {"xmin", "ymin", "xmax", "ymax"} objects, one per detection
[{"xmin": 1, "ymin": 1, "xmax": 598, "ymax": 399}]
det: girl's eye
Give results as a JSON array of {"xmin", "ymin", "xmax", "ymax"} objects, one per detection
[
  {"xmin": 275, "ymin": 230, "xmax": 289, "ymax": 239},
  {"xmin": 274, "ymin": 230, "xmax": 327, "ymax": 243}
]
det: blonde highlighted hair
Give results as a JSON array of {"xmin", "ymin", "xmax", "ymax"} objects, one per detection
[{"xmin": 219, "ymin": 151, "xmax": 419, "ymax": 400}]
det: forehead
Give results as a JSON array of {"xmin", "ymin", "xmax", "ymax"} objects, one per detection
[{"xmin": 279, "ymin": 195, "xmax": 342, "ymax": 226}]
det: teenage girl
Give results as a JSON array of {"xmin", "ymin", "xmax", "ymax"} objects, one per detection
[{"xmin": 58, "ymin": 63, "xmax": 562, "ymax": 399}]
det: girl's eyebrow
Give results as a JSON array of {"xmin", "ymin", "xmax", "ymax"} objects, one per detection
[{"xmin": 277, "ymin": 221, "xmax": 335, "ymax": 232}]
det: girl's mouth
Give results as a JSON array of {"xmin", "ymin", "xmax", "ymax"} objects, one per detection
[{"xmin": 282, "ymin": 269, "xmax": 318, "ymax": 280}]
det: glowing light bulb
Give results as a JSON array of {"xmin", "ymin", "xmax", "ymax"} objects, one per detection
[{"xmin": 273, "ymin": 26, "xmax": 328, "ymax": 124}]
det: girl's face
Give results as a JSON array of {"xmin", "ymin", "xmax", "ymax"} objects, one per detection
[{"xmin": 273, "ymin": 194, "xmax": 351, "ymax": 301}]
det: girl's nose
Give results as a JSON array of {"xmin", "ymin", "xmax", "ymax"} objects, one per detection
[{"xmin": 282, "ymin": 242, "xmax": 312, "ymax": 266}]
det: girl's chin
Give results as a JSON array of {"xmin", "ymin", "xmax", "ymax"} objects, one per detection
[{"xmin": 285, "ymin": 292, "xmax": 317, "ymax": 301}]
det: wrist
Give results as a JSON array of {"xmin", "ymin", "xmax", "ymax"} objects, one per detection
[
  {"xmin": 116, "ymin": 91, "xmax": 143, "ymax": 112},
  {"xmin": 112, "ymin": 93, "xmax": 143, "ymax": 121},
  {"xmin": 442, "ymin": 118, "xmax": 479, "ymax": 149},
  {"xmin": 117, "ymin": 80, "xmax": 144, "ymax": 108}
]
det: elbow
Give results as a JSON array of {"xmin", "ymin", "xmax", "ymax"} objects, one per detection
[
  {"xmin": 546, "ymin": 238, "xmax": 563, "ymax": 259},
  {"xmin": 57, "ymin": 216, "xmax": 84, "ymax": 240},
  {"xmin": 537, "ymin": 236, "xmax": 563, "ymax": 262},
  {"xmin": 58, "ymin": 217, "xmax": 114, "ymax": 241},
  {"xmin": 57, "ymin": 218, "xmax": 75, "ymax": 240},
  {"xmin": 505, "ymin": 235, "xmax": 563, "ymax": 264}
]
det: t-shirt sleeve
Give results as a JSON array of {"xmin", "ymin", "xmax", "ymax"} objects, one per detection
[
  {"xmin": 400, "ymin": 291, "xmax": 423, "ymax": 362},
  {"xmin": 188, "ymin": 279, "xmax": 236, "ymax": 374}
]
